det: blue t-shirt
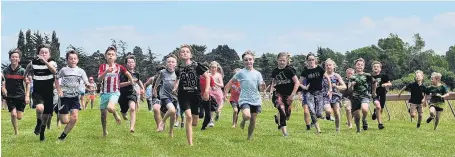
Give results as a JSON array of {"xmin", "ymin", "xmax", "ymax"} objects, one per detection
[{"xmin": 233, "ymin": 68, "xmax": 264, "ymax": 106}]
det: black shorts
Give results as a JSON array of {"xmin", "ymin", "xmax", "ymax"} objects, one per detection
[
  {"xmin": 230, "ymin": 101, "xmax": 240, "ymax": 111},
  {"xmin": 240, "ymin": 103, "xmax": 262, "ymax": 114},
  {"xmin": 430, "ymin": 105, "xmax": 444, "ymax": 112},
  {"xmin": 32, "ymin": 92, "xmax": 54, "ymax": 114},
  {"xmin": 57, "ymin": 97, "xmax": 81, "ymax": 114},
  {"xmin": 119, "ymin": 92, "xmax": 137, "ymax": 114},
  {"xmin": 178, "ymin": 93, "xmax": 201, "ymax": 115},
  {"xmin": 373, "ymin": 94, "xmax": 387, "ymax": 108},
  {"xmin": 160, "ymin": 98, "xmax": 178, "ymax": 113},
  {"xmin": 6, "ymin": 97, "xmax": 26, "ymax": 112}
]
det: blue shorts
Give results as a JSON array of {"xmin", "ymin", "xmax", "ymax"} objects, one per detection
[
  {"xmin": 100, "ymin": 92, "xmax": 120, "ymax": 110},
  {"xmin": 302, "ymin": 92, "xmax": 308, "ymax": 105}
]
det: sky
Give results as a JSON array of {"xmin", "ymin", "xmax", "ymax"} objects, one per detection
[{"xmin": 1, "ymin": 1, "xmax": 455, "ymax": 63}]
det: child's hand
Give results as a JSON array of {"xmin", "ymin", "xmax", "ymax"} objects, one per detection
[
  {"xmin": 58, "ymin": 91, "xmax": 63, "ymax": 97},
  {"xmin": 202, "ymin": 92, "xmax": 210, "ymax": 101},
  {"xmin": 106, "ymin": 67, "xmax": 114, "ymax": 73},
  {"xmin": 25, "ymin": 96, "xmax": 30, "ymax": 104}
]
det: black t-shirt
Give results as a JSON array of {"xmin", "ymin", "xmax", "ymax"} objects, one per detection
[
  {"xmin": 3, "ymin": 65, "xmax": 26, "ymax": 98},
  {"xmin": 300, "ymin": 65, "xmax": 325, "ymax": 92},
  {"xmin": 176, "ymin": 61, "xmax": 208, "ymax": 95},
  {"xmin": 373, "ymin": 73, "xmax": 390, "ymax": 95},
  {"xmin": 405, "ymin": 82, "xmax": 426, "ymax": 104},
  {"xmin": 119, "ymin": 70, "xmax": 140, "ymax": 94},
  {"xmin": 271, "ymin": 66, "xmax": 297, "ymax": 96}
]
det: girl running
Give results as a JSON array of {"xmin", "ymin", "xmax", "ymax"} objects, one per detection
[
  {"xmin": 299, "ymin": 53, "xmax": 332, "ymax": 134},
  {"xmin": 200, "ymin": 68, "xmax": 217, "ymax": 130},
  {"xmin": 225, "ymin": 50, "xmax": 266, "ymax": 140},
  {"xmin": 97, "ymin": 46, "xmax": 135, "ymax": 137},
  {"xmin": 174, "ymin": 44, "xmax": 210, "ymax": 146},
  {"xmin": 209, "ymin": 61, "xmax": 224, "ymax": 124},
  {"xmin": 398, "ymin": 70, "xmax": 426, "ymax": 128},
  {"xmin": 322, "ymin": 58, "xmax": 346, "ymax": 132},
  {"xmin": 348, "ymin": 58, "xmax": 376, "ymax": 133},
  {"xmin": 224, "ymin": 68, "xmax": 241, "ymax": 128},
  {"xmin": 425, "ymin": 72, "xmax": 450, "ymax": 130},
  {"xmin": 271, "ymin": 52, "xmax": 300, "ymax": 136}
]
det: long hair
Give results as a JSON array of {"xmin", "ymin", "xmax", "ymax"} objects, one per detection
[{"xmin": 210, "ymin": 61, "xmax": 224, "ymax": 77}]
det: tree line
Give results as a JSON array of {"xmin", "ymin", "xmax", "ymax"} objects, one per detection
[{"xmin": 3, "ymin": 30, "xmax": 455, "ymax": 91}]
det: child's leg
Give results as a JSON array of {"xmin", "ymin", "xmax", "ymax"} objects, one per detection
[
  {"xmin": 128, "ymin": 100, "xmax": 137, "ymax": 132},
  {"xmin": 240, "ymin": 106, "xmax": 251, "ymax": 129},
  {"xmin": 427, "ymin": 106, "xmax": 436, "ymax": 124},
  {"xmin": 11, "ymin": 108, "xmax": 19, "ymax": 135},
  {"xmin": 416, "ymin": 104, "xmax": 423, "ymax": 127},
  {"xmin": 152, "ymin": 103, "xmax": 162, "ymax": 131},
  {"xmin": 106, "ymin": 96, "xmax": 121, "ymax": 124},
  {"xmin": 332, "ymin": 102, "xmax": 341, "ymax": 132},
  {"xmin": 184, "ymin": 109, "xmax": 193, "ymax": 145},
  {"xmin": 344, "ymin": 99, "xmax": 353, "ymax": 128},
  {"xmin": 324, "ymin": 103, "xmax": 333, "ymax": 120},
  {"xmin": 100, "ymin": 109, "xmax": 108, "ymax": 136},
  {"xmin": 34, "ymin": 104, "xmax": 44, "ymax": 135},
  {"xmin": 59, "ymin": 101, "xmax": 79, "ymax": 140},
  {"xmin": 160, "ymin": 102, "xmax": 176, "ymax": 136},
  {"xmin": 248, "ymin": 113, "xmax": 258, "ymax": 140},
  {"xmin": 353, "ymin": 109, "xmax": 361, "ymax": 132},
  {"xmin": 303, "ymin": 104, "xmax": 311, "ymax": 129},
  {"xmin": 434, "ymin": 110, "xmax": 442, "ymax": 130},
  {"xmin": 410, "ymin": 104, "xmax": 417, "ymax": 118},
  {"xmin": 201, "ymin": 100, "xmax": 211, "ymax": 130},
  {"xmin": 361, "ymin": 101, "xmax": 369, "ymax": 130}
]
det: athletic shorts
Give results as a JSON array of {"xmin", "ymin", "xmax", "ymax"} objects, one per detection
[
  {"xmin": 302, "ymin": 92, "xmax": 308, "ymax": 105},
  {"xmin": 160, "ymin": 98, "xmax": 178, "ymax": 113},
  {"xmin": 80, "ymin": 91, "xmax": 85, "ymax": 96},
  {"xmin": 119, "ymin": 92, "xmax": 137, "ymax": 113},
  {"xmin": 429, "ymin": 104, "xmax": 444, "ymax": 112},
  {"xmin": 230, "ymin": 101, "xmax": 240, "ymax": 111},
  {"xmin": 6, "ymin": 97, "xmax": 26, "ymax": 112},
  {"xmin": 178, "ymin": 93, "xmax": 201, "ymax": 115},
  {"xmin": 351, "ymin": 97, "xmax": 370, "ymax": 112},
  {"xmin": 32, "ymin": 92, "xmax": 54, "ymax": 114},
  {"xmin": 58, "ymin": 97, "xmax": 81, "ymax": 114},
  {"xmin": 324, "ymin": 94, "xmax": 342, "ymax": 105},
  {"xmin": 100, "ymin": 92, "xmax": 120, "ymax": 110},
  {"xmin": 240, "ymin": 103, "xmax": 262, "ymax": 114},
  {"xmin": 87, "ymin": 94, "xmax": 96, "ymax": 100},
  {"xmin": 373, "ymin": 94, "xmax": 387, "ymax": 108}
]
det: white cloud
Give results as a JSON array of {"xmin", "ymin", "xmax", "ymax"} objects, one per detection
[{"xmin": 273, "ymin": 12, "xmax": 455, "ymax": 55}]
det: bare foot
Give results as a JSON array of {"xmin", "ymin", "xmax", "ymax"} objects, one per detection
[
  {"xmin": 231, "ymin": 125, "xmax": 236, "ymax": 128},
  {"xmin": 114, "ymin": 113, "xmax": 122, "ymax": 125},
  {"xmin": 157, "ymin": 121, "xmax": 165, "ymax": 132}
]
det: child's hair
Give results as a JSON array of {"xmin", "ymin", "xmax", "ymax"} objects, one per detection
[
  {"xmin": 324, "ymin": 58, "xmax": 337, "ymax": 69},
  {"xmin": 371, "ymin": 61, "xmax": 382, "ymax": 67},
  {"xmin": 415, "ymin": 70, "xmax": 424, "ymax": 76},
  {"xmin": 241, "ymin": 50, "xmax": 255, "ymax": 59},
  {"xmin": 166, "ymin": 54, "xmax": 178, "ymax": 61},
  {"xmin": 156, "ymin": 65, "xmax": 166, "ymax": 71},
  {"xmin": 125, "ymin": 55, "xmax": 136, "ymax": 64},
  {"xmin": 277, "ymin": 52, "xmax": 291, "ymax": 65},
  {"xmin": 105, "ymin": 46, "xmax": 117, "ymax": 54},
  {"xmin": 210, "ymin": 61, "xmax": 224, "ymax": 77},
  {"xmin": 37, "ymin": 44, "xmax": 51, "ymax": 54},
  {"xmin": 306, "ymin": 53, "xmax": 318, "ymax": 63},
  {"xmin": 9, "ymin": 48, "xmax": 22, "ymax": 58},
  {"xmin": 354, "ymin": 58, "xmax": 365, "ymax": 64},
  {"xmin": 65, "ymin": 49, "xmax": 78, "ymax": 59},
  {"xmin": 431, "ymin": 72, "xmax": 442, "ymax": 80},
  {"xmin": 346, "ymin": 68, "xmax": 355, "ymax": 73},
  {"xmin": 179, "ymin": 44, "xmax": 192, "ymax": 53}
]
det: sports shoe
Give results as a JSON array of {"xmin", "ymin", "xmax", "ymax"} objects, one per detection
[
  {"xmin": 372, "ymin": 110, "xmax": 377, "ymax": 120},
  {"xmin": 208, "ymin": 121, "xmax": 215, "ymax": 127},
  {"xmin": 378, "ymin": 124, "xmax": 385, "ymax": 130},
  {"xmin": 426, "ymin": 117, "xmax": 433, "ymax": 123},
  {"xmin": 362, "ymin": 120, "xmax": 368, "ymax": 130}
]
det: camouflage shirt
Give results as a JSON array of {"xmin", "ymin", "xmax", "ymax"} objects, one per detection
[
  {"xmin": 350, "ymin": 72, "xmax": 374, "ymax": 99},
  {"xmin": 425, "ymin": 84, "xmax": 448, "ymax": 105}
]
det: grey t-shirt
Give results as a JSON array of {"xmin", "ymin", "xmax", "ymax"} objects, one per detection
[
  {"xmin": 159, "ymin": 69, "xmax": 177, "ymax": 100},
  {"xmin": 57, "ymin": 66, "xmax": 89, "ymax": 98}
]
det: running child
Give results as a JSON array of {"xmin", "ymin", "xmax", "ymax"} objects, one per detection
[
  {"xmin": 55, "ymin": 50, "xmax": 91, "ymax": 140},
  {"xmin": 225, "ymin": 50, "xmax": 266, "ymax": 140},
  {"xmin": 119, "ymin": 55, "xmax": 144, "ymax": 133},
  {"xmin": 224, "ymin": 68, "xmax": 241, "ymax": 128},
  {"xmin": 200, "ymin": 67, "xmax": 217, "ymax": 130},
  {"xmin": 299, "ymin": 53, "xmax": 332, "ymax": 134},
  {"xmin": 348, "ymin": 58, "xmax": 376, "ymax": 133},
  {"xmin": 25, "ymin": 44, "xmax": 59, "ymax": 141},
  {"xmin": 2, "ymin": 49, "xmax": 30, "ymax": 135},
  {"xmin": 341, "ymin": 68, "xmax": 355, "ymax": 129},
  {"xmin": 146, "ymin": 66, "xmax": 166, "ymax": 131},
  {"xmin": 85, "ymin": 77, "xmax": 97, "ymax": 109},
  {"xmin": 425, "ymin": 72, "xmax": 450, "ymax": 130},
  {"xmin": 154, "ymin": 54, "xmax": 178, "ymax": 137},
  {"xmin": 270, "ymin": 52, "xmax": 300, "ymax": 136},
  {"xmin": 174, "ymin": 44, "xmax": 210, "ymax": 146},
  {"xmin": 371, "ymin": 61, "xmax": 392, "ymax": 130},
  {"xmin": 97, "ymin": 46, "xmax": 135, "ymax": 137},
  {"xmin": 322, "ymin": 58, "xmax": 346, "ymax": 132},
  {"xmin": 209, "ymin": 61, "xmax": 224, "ymax": 124},
  {"xmin": 398, "ymin": 70, "xmax": 426, "ymax": 128}
]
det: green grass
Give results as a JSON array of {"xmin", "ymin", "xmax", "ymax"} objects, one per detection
[{"xmin": 2, "ymin": 97, "xmax": 455, "ymax": 157}]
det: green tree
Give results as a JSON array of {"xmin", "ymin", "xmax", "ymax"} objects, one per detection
[
  {"xmin": 17, "ymin": 30, "xmax": 26, "ymax": 55},
  {"xmin": 446, "ymin": 45, "xmax": 455, "ymax": 73}
]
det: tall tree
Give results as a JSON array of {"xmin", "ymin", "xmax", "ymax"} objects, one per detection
[
  {"xmin": 50, "ymin": 31, "xmax": 61, "ymax": 62},
  {"xmin": 446, "ymin": 45, "xmax": 455, "ymax": 73},
  {"xmin": 24, "ymin": 29, "xmax": 35, "ymax": 60},
  {"xmin": 17, "ymin": 30, "xmax": 26, "ymax": 54}
]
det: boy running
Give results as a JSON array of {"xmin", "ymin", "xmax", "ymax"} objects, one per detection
[
  {"xmin": 425, "ymin": 72, "xmax": 450, "ymax": 130},
  {"xmin": 341, "ymin": 68, "xmax": 355, "ymax": 129},
  {"xmin": 348, "ymin": 58, "xmax": 376, "ymax": 133},
  {"xmin": 55, "ymin": 50, "xmax": 91, "ymax": 140},
  {"xmin": 224, "ymin": 68, "xmax": 241, "ymax": 128},
  {"xmin": 371, "ymin": 61, "xmax": 392, "ymax": 129},
  {"xmin": 2, "ymin": 49, "xmax": 30, "ymax": 135},
  {"xmin": 398, "ymin": 70, "xmax": 426, "ymax": 128}
]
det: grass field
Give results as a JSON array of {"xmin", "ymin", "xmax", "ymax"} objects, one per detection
[{"xmin": 2, "ymin": 97, "xmax": 455, "ymax": 157}]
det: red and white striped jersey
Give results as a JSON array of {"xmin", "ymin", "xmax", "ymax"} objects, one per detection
[{"xmin": 98, "ymin": 63, "xmax": 127, "ymax": 93}]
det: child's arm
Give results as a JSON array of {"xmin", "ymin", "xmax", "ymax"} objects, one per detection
[
  {"xmin": 371, "ymin": 76, "xmax": 377, "ymax": 98},
  {"xmin": 24, "ymin": 75, "xmax": 30, "ymax": 104},
  {"xmin": 1, "ymin": 74, "xmax": 6, "ymax": 97},
  {"xmin": 202, "ymin": 72, "xmax": 211, "ymax": 100},
  {"xmin": 119, "ymin": 75, "xmax": 132, "ymax": 88},
  {"xmin": 214, "ymin": 74, "xmax": 224, "ymax": 88},
  {"xmin": 224, "ymin": 79, "xmax": 233, "ymax": 100},
  {"xmin": 290, "ymin": 76, "xmax": 300, "ymax": 98},
  {"xmin": 397, "ymin": 85, "xmax": 407, "ymax": 97},
  {"xmin": 38, "ymin": 57, "xmax": 57, "ymax": 74},
  {"xmin": 154, "ymin": 73, "xmax": 162, "ymax": 97},
  {"xmin": 144, "ymin": 76, "xmax": 154, "ymax": 87},
  {"xmin": 335, "ymin": 74, "xmax": 347, "ymax": 91},
  {"xmin": 324, "ymin": 74, "xmax": 333, "ymax": 98},
  {"xmin": 55, "ymin": 77, "xmax": 62, "ymax": 97},
  {"xmin": 97, "ymin": 65, "xmax": 110, "ymax": 82},
  {"xmin": 270, "ymin": 79, "xmax": 276, "ymax": 96},
  {"xmin": 299, "ymin": 77, "xmax": 309, "ymax": 90}
]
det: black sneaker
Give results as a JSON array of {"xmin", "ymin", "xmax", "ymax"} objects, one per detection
[
  {"xmin": 372, "ymin": 110, "xmax": 377, "ymax": 120},
  {"xmin": 306, "ymin": 125, "xmax": 311, "ymax": 130},
  {"xmin": 215, "ymin": 112, "xmax": 220, "ymax": 121},
  {"xmin": 362, "ymin": 120, "xmax": 368, "ymax": 130},
  {"xmin": 426, "ymin": 117, "xmax": 433, "ymax": 123},
  {"xmin": 34, "ymin": 124, "xmax": 41, "ymax": 135},
  {"xmin": 39, "ymin": 126, "xmax": 46, "ymax": 141},
  {"xmin": 417, "ymin": 123, "xmax": 421, "ymax": 128},
  {"xmin": 378, "ymin": 124, "xmax": 385, "ymax": 130},
  {"xmin": 326, "ymin": 115, "xmax": 331, "ymax": 120},
  {"xmin": 274, "ymin": 115, "xmax": 279, "ymax": 125},
  {"xmin": 180, "ymin": 122, "xmax": 184, "ymax": 128}
]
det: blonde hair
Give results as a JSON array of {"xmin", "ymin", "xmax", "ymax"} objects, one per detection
[
  {"xmin": 210, "ymin": 61, "xmax": 224, "ymax": 77},
  {"xmin": 431, "ymin": 72, "xmax": 442, "ymax": 79},
  {"xmin": 355, "ymin": 58, "xmax": 365, "ymax": 64},
  {"xmin": 415, "ymin": 70, "xmax": 424, "ymax": 76},
  {"xmin": 346, "ymin": 68, "xmax": 355, "ymax": 73},
  {"xmin": 277, "ymin": 52, "xmax": 291, "ymax": 65},
  {"xmin": 179, "ymin": 44, "xmax": 192, "ymax": 53},
  {"xmin": 371, "ymin": 61, "xmax": 382, "ymax": 67},
  {"xmin": 324, "ymin": 58, "xmax": 338, "ymax": 69}
]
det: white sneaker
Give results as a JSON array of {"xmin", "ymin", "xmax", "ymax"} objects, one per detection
[{"xmin": 208, "ymin": 122, "xmax": 215, "ymax": 127}]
